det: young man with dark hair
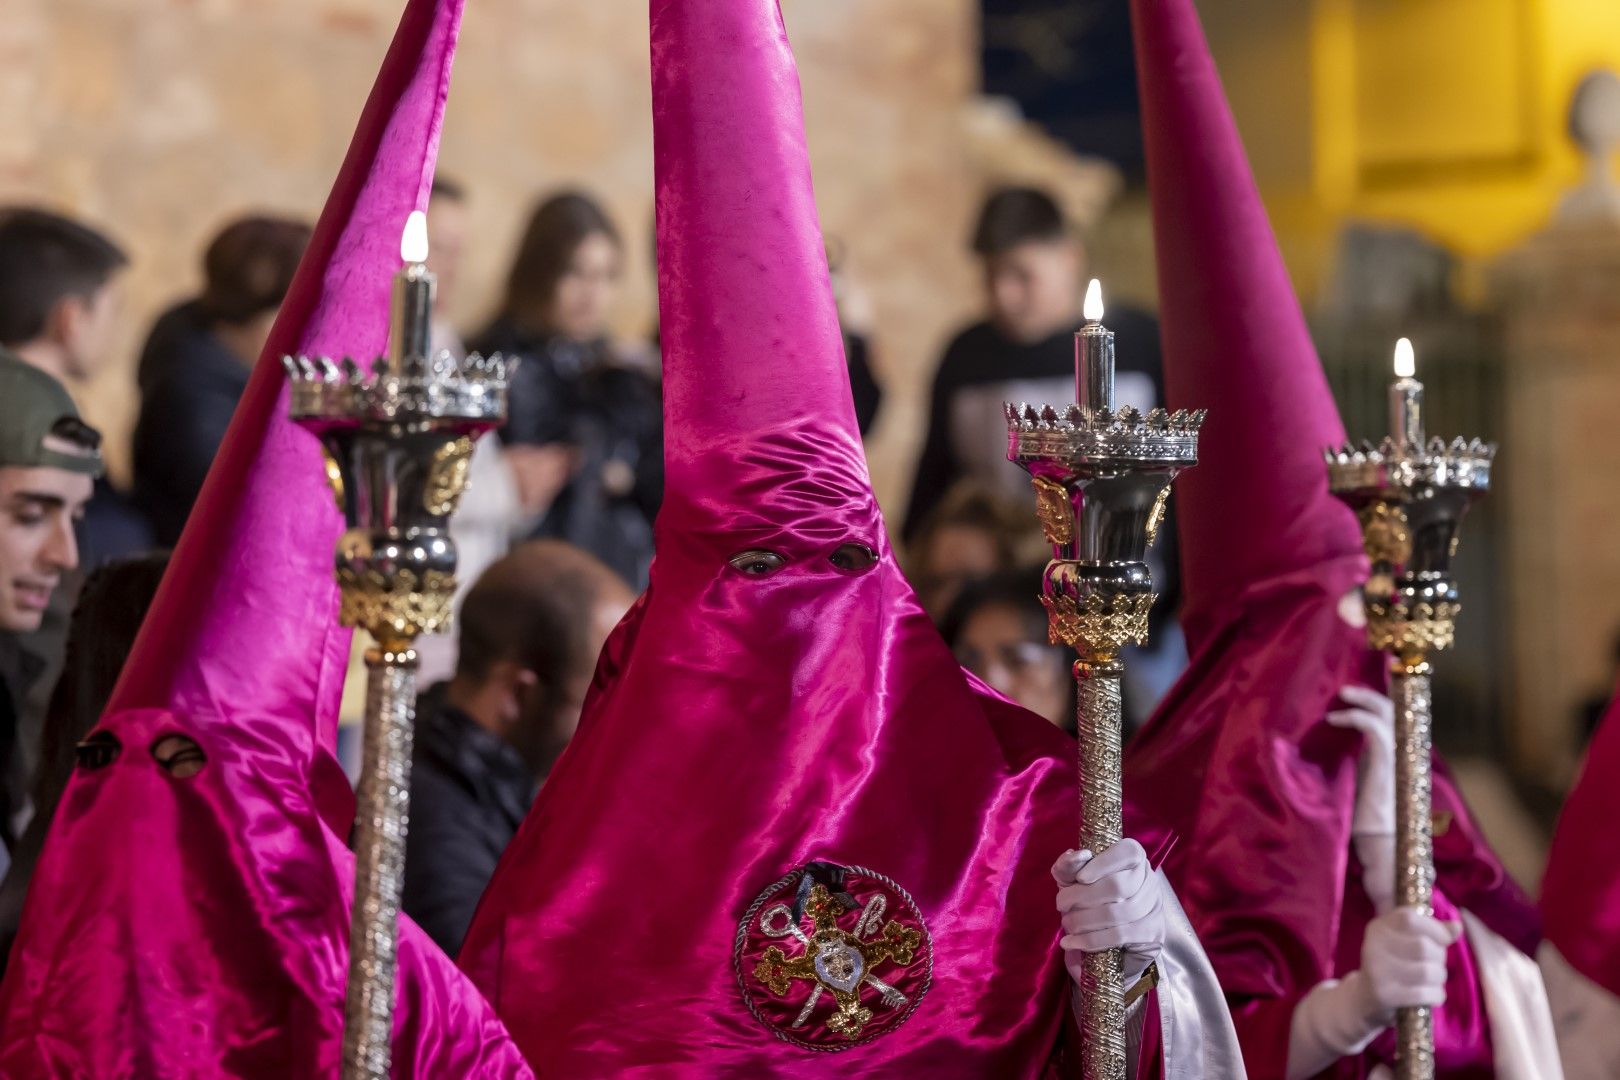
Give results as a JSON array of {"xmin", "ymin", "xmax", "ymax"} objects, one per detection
[
  {"xmin": 0, "ymin": 208, "xmax": 128, "ymax": 384},
  {"xmin": 0, "ymin": 355, "xmax": 101, "ymax": 867},
  {"xmin": 402, "ymin": 539, "xmax": 634, "ymax": 955},
  {"xmin": 132, "ymin": 215, "xmax": 311, "ymax": 544},
  {"xmin": 902, "ymin": 185, "xmax": 1164, "ymax": 539},
  {"xmin": 0, "ymin": 207, "xmax": 138, "ymax": 825}
]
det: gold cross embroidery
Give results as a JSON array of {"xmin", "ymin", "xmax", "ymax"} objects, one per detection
[{"xmin": 752, "ymin": 884, "xmax": 922, "ymax": 1040}]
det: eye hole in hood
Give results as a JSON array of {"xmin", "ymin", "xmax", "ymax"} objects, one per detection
[
  {"xmin": 828, "ymin": 543, "xmax": 878, "ymax": 574},
  {"xmin": 74, "ymin": 731, "xmax": 121, "ymax": 772},
  {"xmin": 729, "ymin": 549, "xmax": 788, "ymax": 578},
  {"xmin": 151, "ymin": 734, "xmax": 207, "ymax": 779}
]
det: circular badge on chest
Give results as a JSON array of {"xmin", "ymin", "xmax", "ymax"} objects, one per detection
[{"xmin": 734, "ymin": 861, "xmax": 933, "ymax": 1050}]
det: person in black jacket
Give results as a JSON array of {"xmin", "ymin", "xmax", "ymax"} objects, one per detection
[
  {"xmin": 402, "ymin": 540, "xmax": 633, "ymax": 956},
  {"xmin": 132, "ymin": 216, "xmax": 310, "ymax": 545},
  {"xmin": 902, "ymin": 186, "xmax": 1164, "ymax": 541},
  {"xmin": 903, "ymin": 188, "xmax": 1186, "ymax": 720},
  {"xmin": 474, "ymin": 193, "xmax": 661, "ymax": 589}
]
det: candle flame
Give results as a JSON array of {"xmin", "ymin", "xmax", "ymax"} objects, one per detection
[
  {"xmin": 1393, "ymin": 337, "xmax": 1415, "ymax": 379},
  {"xmin": 1083, "ymin": 278, "xmax": 1104, "ymax": 322},
  {"xmin": 401, "ymin": 210, "xmax": 429, "ymax": 264}
]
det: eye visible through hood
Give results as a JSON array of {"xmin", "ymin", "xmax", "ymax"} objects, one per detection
[
  {"xmin": 73, "ymin": 731, "xmax": 121, "ymax": 771},
  {"xmin": 151, "ymin": 734, "xmax": 207, "ymax": 778},
  {"xmin": 728, "ymin": 549, "xmax": 787, "ymax": 577},
  {"xmin": 828, "ymin": 542, "xmax": 877, "ymax": 573},
  {"xmin": 727, "ymin": 540, "xmax": 881, "ymax": 580}
]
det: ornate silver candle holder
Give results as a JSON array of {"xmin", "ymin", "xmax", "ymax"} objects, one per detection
[
  {"xmin": 1325, "ymin": 434, "xmax": 1492, "ymax": 1080},
  {"xmin": 1007, "ymin": 387, "xmax": 1201, "ymax": 1080},
  {"xmin": 287, "ymin": 340, "xmax": 509, "ymax": 1079}
]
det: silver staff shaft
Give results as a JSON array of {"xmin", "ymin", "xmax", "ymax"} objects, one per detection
[
  {"xmin": 342, "ymin": 647, "xmax": 419, "ymax": 1080},
  {"xmin": 1076, "ymin": 657, "xmax": 1128, "ymax": 1080},
  {"xmin": 1392, "ymin": 662, "xmax": 1435, "ymax": 1080}
]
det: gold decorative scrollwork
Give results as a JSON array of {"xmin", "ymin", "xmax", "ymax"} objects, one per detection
[
  {"xmin": 1042, "ymin": 591, "xmax": 1156, "ymax": 655},
  {"xmin": 1366, "ymin": 599, "xmax": 1460, "ymax": 659},
  {"xmin": 1145, "ymin": 487, "xmax": 1171, "ymax": 548},
  {"xmin": 423, "ymin": 436, "xmax": 476, "ymax": 516},
  {"xmin": 751, "ymin": 884, "xmax": 923, "ymax": 1041},
  {"xmin": 1031, "ymin": 476, "xmax": 1074, "ymax": 546},
  {"xmin": 1359, "ymin": 501, "xmax": 1412, "ymax": 567},
  {"xmin": 337, "ymin": 566, "xmax": 458, "ymax": 641}
]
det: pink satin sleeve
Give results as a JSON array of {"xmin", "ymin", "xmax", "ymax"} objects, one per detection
[
  {"xmin": 1229, "ymin": 991, "xmax": 1309, "ymax": 1077},
  {"xmin": 1542, "ymin": 688, "xmax": 1620, "ymax": 997}
]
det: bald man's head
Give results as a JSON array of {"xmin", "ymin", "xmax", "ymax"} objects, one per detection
[{"xmin": 455, "ymin": 540, "xmax": 634, "ymax": 772}]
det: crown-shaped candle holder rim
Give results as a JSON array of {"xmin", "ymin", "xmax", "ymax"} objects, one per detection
[
  {"xmin": 283, "ymin": 350, "xmax": 512, "ymax": 425},
  {"xmin": 1005, "ymin": 402, "xmax": 1202, "ymax": 468},
  {"xmin": 282, "ymin": 348, "xmax": 514, "ymax": 385},
  {"xmin": 1004, "ymin": 401, "xmax": 1208, "ymax": 436},
  {"xmin": 1323, "ymin": 435, "xmax": 1494, "ymax": 496}
]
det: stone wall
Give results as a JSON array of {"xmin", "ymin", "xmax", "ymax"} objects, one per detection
[
  {"xmin": 0, "ymin": 0, "xmax": 1118, "ymax": 516},
  {"xmin": 1492, "ymin": 222, "xmax": 1620, "ymax": 783}
]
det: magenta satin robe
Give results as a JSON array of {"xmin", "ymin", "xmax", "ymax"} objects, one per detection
[
  {"xmin": 0, "ymin": 2, "xmax": 529, "ymax": 1074},
  {"xmin": 1542, "ymin": 687, "xmax": 1620, "ymax": 1000},
  {"xmin": 457, "ymin": 1, "xmax": 1117, "ymax": 1075},
  {"xmin": 1122, "ymin": 0, "xmax": 1535, "ymax": 1074}
]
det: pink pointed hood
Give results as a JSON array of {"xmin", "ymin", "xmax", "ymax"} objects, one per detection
[
  {"xmin": 651, "ymin": 0, "xmax": 871, "ymax": 549},
  {"xmin": 1542, "ymin": 691, "xmax": 1620, "ymax": 996},
  {"xmin": 459, "ymin": 1, "xmax": 1078, "ymax": 1073},
  {"xmin": 0, "ymin": 3, "xmax": 528, "ymax": 1074},
  {"xmin": 1121, "ymin": 1, "xmax": 1534, "ymax": 1070},
  {"xmin": 1131, "ymin": 11, "xmax": 1363, "ymax": 646},
  {"xmin": 1120, "ymin": 0, "xmax": 1373, "ymax": 999}
]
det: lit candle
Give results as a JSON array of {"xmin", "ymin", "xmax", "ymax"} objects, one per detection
[
  {"xmin": 389, "ymin": 210, "xmax": 435, "ymax": 372},
  {"xmin": 1389, "ymin": 337, "xmax": 1423, "ymax": 452},
  {"xmin": 1075, "ymin": 278, "xmax": 1115, "ymax": 412}
]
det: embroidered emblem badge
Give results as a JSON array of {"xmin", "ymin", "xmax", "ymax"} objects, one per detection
[{"xmin": 734, "ymin": 862, "xmax": 932, "ymax": 1049}]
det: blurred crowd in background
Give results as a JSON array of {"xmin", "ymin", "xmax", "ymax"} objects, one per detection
[{"xmin": 0, "ymin": 179, "xmax": 1203, "ymax": 962}]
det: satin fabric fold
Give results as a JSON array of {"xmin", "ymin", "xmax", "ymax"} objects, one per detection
[
  {"xmin": 1542, "ymin": 689, "xmax": 1620, "ymax": 999},
  {"xmin": 0, "ymin": 1, "xmax": 529, "ymax": 1073},
  {"xmin": 1125, "ymin": 561, "xmax": 1380, "ymax": 999},
  {"xmin": 1124, "ymin": 0, "xmax": 1535, "ymax": 1073},
  {"xmin": 1153, "ymin": 870, "xmax": 1252, "ymax": 1078},
  {"xmin": 465, "ymin": 567, "xmax": 1078, "ymax": 1074},
  {"xmin": 2, "ymin": 709, "xmax": 526, "ymax": 1077},
  {"xmin": 459, "ymin": 0, "xmax": 1092, "ymax": 1073},
  {"xmin": 1433, "ymin": 759, "xmax": 1540, "ymax": 958},
  {"xmin": 1460, "ymin": 913, "xmax": 1562, "ymax": 1080}
]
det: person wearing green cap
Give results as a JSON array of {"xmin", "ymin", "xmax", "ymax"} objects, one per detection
[
  {"xmin": 0, "ymin": 206, "xmax": 138, "ymax": 858},
  {"xmin": 0, "ymin": 353, "xmax": 102, "ymax": 865}
]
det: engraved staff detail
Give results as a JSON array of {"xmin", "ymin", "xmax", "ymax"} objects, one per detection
[
  {"xmin": 1074, "ymin": 658, "xmax": 1129, "ymax": 1072},
  {"xmin": 1006, "ymin": 280, "xmax": 1201, "ymax": 1080},
  {"xmin": 1325, "ymin": 338, "xmax": 1492, "ymax": 1080},
  {"xmin": 286, "ymin": 210, "xmax": 510, "ymax": 1080}
]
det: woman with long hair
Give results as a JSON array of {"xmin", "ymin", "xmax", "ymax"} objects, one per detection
[{"xmin": 475, "ymin": 192, "xmax": 661, "ymax": 589}]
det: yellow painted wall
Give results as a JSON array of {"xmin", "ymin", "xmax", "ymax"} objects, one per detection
[{"xmin": 1204, "ymin": 0, "xmax": 1620, "ymax": 297}]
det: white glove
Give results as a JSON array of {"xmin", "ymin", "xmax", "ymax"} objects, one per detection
[
  {"xmin": 1327, "ymin": 684, "xmax": 1398, "ymax": 914},
  {"xmin": 1285, "ymin": 907, "xmax": 1462, "ymax": 1079},
  {"xmin": 1053, "ymin": 839, "xmax": 1166, "ymax": 989},
  {"xmin": 1327, "ymin": 684, "xmax": 1396, "ymax": 837}
]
